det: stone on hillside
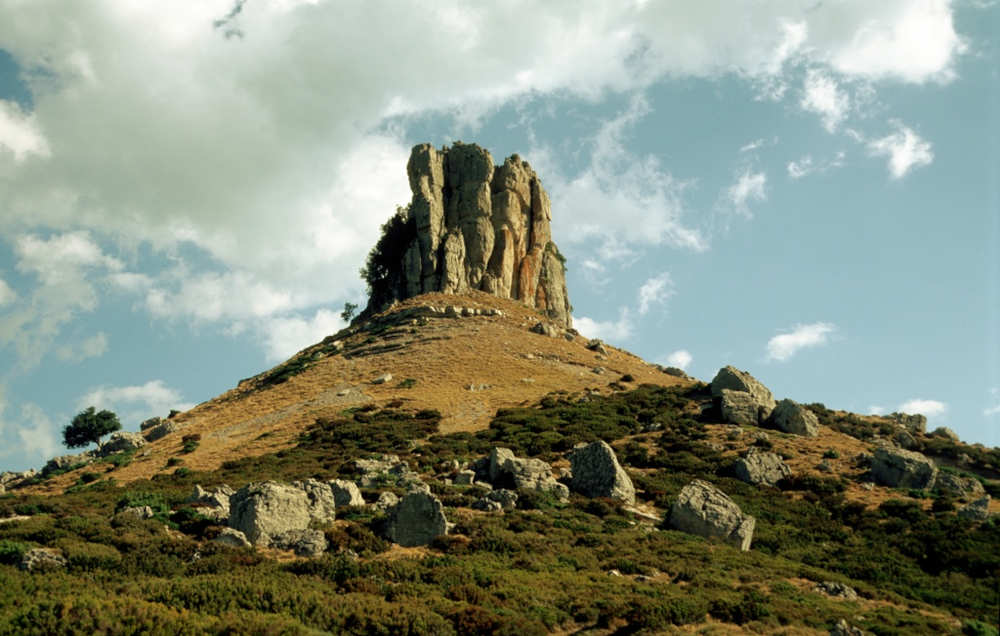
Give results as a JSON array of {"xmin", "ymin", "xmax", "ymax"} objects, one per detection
[
  {"xmin": 586, "ymin": 339, "xmax": 608, "ymax": 355},
  {"xmin": 329, "ymin": 480, "xmax": 365, "ymax": 507},
  {"xmin": 228, "ymin": 481, "xmax": 314, "ymax": 546},
  {"xmin": 140, "ymin": 416, "xmax": 163, "ymax": 431},
  {"xmin": 98, "ymin": 432, "xmax": 147, "ymax": 456},
  {"xmin": 871, "ymin": 447, "xmax": 937, "ymax": 490},
  {"xmin": 363, "ymin": 142, "xmax": 572, "ymax": 328},
  {"xmin": 930, "ymin": 426, "xmax": 959, "ymax": 441},
  {"xmin": 120, "ymin": 506, "xmax": 156, "ymax": 520},
  {"xmin": 292, "ymin": 479, "xmax": 338, "ymax": 524},
  {"xmin": 958, "ymin": 496, "xmax": 991, "ymax": 521},
  {"xmin": 530, "ymin": 322, "xmax": 560, "ymax": 338},
  {"xmin": 889, "ymin": 412, "xmax": 927, "ymax": 434},
  {"xmin": 830, "ymin": 619, "xmax": 864, "ymax": 636},
  {"xmin": 354, "ymin": 454, "xmax": 421, "ymax": 489},
  {"xmin": 0, "ymin": 469, "xmax": 36, "ymax": 490},
  {"xmin": 662, "ymin": 366, "xmax": 687, "ymax": 378},
  {"xmin": 371, "ymin": 373, "xmax": 393, "ymax": 385},
  {"xmin": 893, "ymin": 429, "xmax": 918, "ymax": 450},
  {"xmin": 734, "ymin": 448, "xmax": 792, "ymax": 487},
  {"xmin": 187, "ymin": 484, "xmax": 234, "ymax": 522},
  {"xmin": 213, "ymin": 527, "xmax": 252, "ymax": 548},
  {"xmin": 43, "ymin": 452, "xmax": 94, "ymax": 475},
  {"xmin": 272, "ymin": 529, "xmax": 328, "ymax": 558},
  {"xmin": 769, "ymin": 400, "xmax": 820, "ymax": 437},
  {"xmin": 719, "ymin": 389, "xmax": 763, "ymax": 426},
  {"xmin": 568, "ymin": 440, "xmax": 635, "ymax": 504},
  {"xmin": 374, "ymin": 491, "xmax": 400, "ymax": 512},
  {"xmin": 454, "ymin": 470, "xmax": 475, "ymax": 486},
  {"xmin": 815, "ymin": 581, "xmax": 859, "ymax": 601},
  {"xmin": 935, "ymin": 473, "xmax": 985, "ymax": 500},
  {"xmin": 710, "ymin": 366, "xmax": 776, "ymax": 419},
  {"xmin": 486, "ymin": 447, "xmax": 568, "ymax": 501},
  {"xmin": 668, "ymin": 480, "xmax": 755, "ymax": 552},
  {"xmin": 19, "ymin": 548, "xmax": 67, "ymax": 572},
  {"xmin": 473, "ymin": 489, "xmax": 518, "ymax": 511},
  {"xmin": 144, "ymin": 419, "xmax": 183, "ymax": 442},
  {"xmin": 383, "ymin": 491, "xmax": 449, "ymax": 547}
]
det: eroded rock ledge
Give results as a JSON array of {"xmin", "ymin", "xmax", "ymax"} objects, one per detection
[{"xmin": 363, "ymin": 142, "xmax": 572, "ymax": 328}]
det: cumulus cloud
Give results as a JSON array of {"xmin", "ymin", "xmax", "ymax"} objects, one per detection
[
  {"xmin": 55, "ymin": 332, "xmax": 109, "ymax": 362},
  {"xmin": 664, "ymin": 349, "xmax": 693, "ymax": 370},
  {"xmin": 0, "ymin": 387, "xmax": 61, "ymax": 463},
  {"xmin": 259, "ymin": 308, "xmax": 345, "ymax": 362},
  {"xmin": 637, "ymin": 272, "xmax": 674, "ymax": 316},
  {"xmin": 868, "ymin": 405, "xmax": 886, "ymax": 416},
  {"xmin": 866, "ymin": 120, "xmax": 934, "ymax": 178},
  {"xmin": 0, "ymin": 100, "xmax": 49, "ymax": 161},
  {"xmin": 898, "ymin": 398, "xmax": 947, "ymax": 417},
  {"xmin": 726, "ymin": 169, "xmax": 767, "ymax": 216},
  {"xmin": 573, "ymin": 309, "xmax": 634, "ymax": 343},
  {"xmin": 766, "ymin": 322, "xmax": 836, "ymax": 361},
  {"xmin": 787, "ymin": 151, "xmax": 846, "ymax": 179},
  {"xmin": 800, "ymin": 69, "xmax": 850, "ymax": 131},
  {"xmin": 77, "ymin": 380, "xmax": 194, "ymax": 428}
]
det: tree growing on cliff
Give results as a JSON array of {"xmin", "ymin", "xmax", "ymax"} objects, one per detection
[{"xmin": 63, "ymin": 406, "xmax": 121, "ymax": 450}]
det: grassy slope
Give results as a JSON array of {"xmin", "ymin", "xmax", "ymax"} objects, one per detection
[{"xmin": 0, "ymin": 384, "xmax": 997, "ymax": 635}]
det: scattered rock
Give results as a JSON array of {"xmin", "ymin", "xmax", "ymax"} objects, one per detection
[
  {"xmin": 829, "ymin": 618, "xmax": 864, "ymax": 636},
  {"xmin": 473, "ymin": 489, "xmax": 518, "ymax": 512},
  {"xmin": 935, "ymin": 473, "xmax": 986, "ymax": 500},
  {"xmin": 371, "ymin": 373, "xmax": 393, "ymax": 385},
  {"xmin": 591, "ymin": 366, "xmax": 606, "ymax": 375},
  {"xmin": 871, "ymin": 447, "xmax": 937, "ymax": 490},
  {"xmin": 958, "ymin": 496, "xmax": 991, "ymax": 521},
  {"xmin": 893, "ymin": 429, "xmax": 918, "ymax": 450},
  {"xmin": 710, "ymin": 366, "xmax": 776, "ymax": 421},
  {"xmin": 98, "ymin": 431, "xmax": 147, "ymax": 456},
  {"xmin": 292, "ymin": 479, "xmax": 338, "ymax": 524},
  {"xmin": 930, "ymin": 426, "xmax": 959, "ymax": 442},
  {"xmin": 42, "ymin": 452, "xmax": 94, "ymax": 476},
  {"xmin": 140, "ymin": 416, "xmax": 164, "ymax": 431},
  {"xmin": 668, "ymin": 480, "xmax": 755, "ymax": 552},
  {"xmin": 272, "ymin": 529, "xmax": 329, "ymax": 558},
  {"xmin": 734, "ymin": 448, "xmax": 791, "ymax": 487},
  {"xmin": 120, "ymin": 506, "xmax": 156, "ymax": 520},
  {"xmin": 586, "ymin": 339, "xmax": 608, "ymax": 355},
  {"xmin": 568, "ymin": 440, "xmax": 636, "ymax": 504},
  {"xmin": 768, "ymin": 400, "xmax": 820, "ymax": 437},
  {"xmin": 0, "ymin": 469, "xmax": 36, "ymax": 490},
  {"xmin": 228, "ymin": 481, "xmax": 315, "ymax": 546},
  {"xmin": 354, "ymin": 454, "xmax": 422, "ymax": 489},
  {"xmin": 19, "ymin": 548, "xmax": 67, "ymax": 572},
  {"xmin": 187, "ymin": 484, "xmax": 234, "ymax": 522},
  {"xmin": 815, "ymin": 581, "xmax": 859, "ymax": 600},
  {"xmin": 454, "ymin": 470, "xmax": 476, "ymax": 486},
  {"xmin": 373, "ymin": 491, "xmax": 400, "ymax": 512},
  {"xmin": 144, "ymin": 419, "xmax": 183, "ymax": 442},
  {"xmin": 383, "ymin": 491, "xmax": 449, "ymax": 547},
  {"xmin": 888, "ymin": 412, "xmax": 926, "ymax": 434},
  {"xmin": 718, "ymin": 389, "xmax": 763, "ymax": 427},
  {"xmin": 213, "ymin": 528, "xmax": 252, "ymax": 548},
  {"xmin": 329, "ymin": 480, "xmax": 365, "ymax": 507},
  {"xmin": 485, "ymin": 447, "xmax": 568, "ymax": 501},
  {"xmin": 530, "ymin": 322, "xmax": 560, "ymax": 338}
]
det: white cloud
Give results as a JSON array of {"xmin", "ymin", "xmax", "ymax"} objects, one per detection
[
  {"xmin": 740, "ymin": 138, "xmax": 765, "ymax": 153},
  {"xmin": 0, "ymin": 388, "xmax": 61, "ymax": 464},
  {"xmin": 787, "ymin": 151, "xmax": 846, "ymax": 179},
  {"xmin": 898, "ymin": 398, "xmax": 947, "ymax": 417},
  {"xmin": 77, "ymin": 380, "xmax": 194, "ymax": 428},
  {"xmin": 800, "ymin": 69, "xmax": 850, "ymax": 131},
  {"xmin": 573, "ymin": 309, "xmax": 634, "ymax": 343},
  {"xmin": 637, "ymin": 272, "xmax": 674, "ymax": 316},
  {"xmin": 866, "ymin": 120, "xmax": 934, "ymax": 178},
  {"xmin": 726, "ymin": 169, "xmax": 767, "ymax": 216},
  {"xmin": 664, "ymin": 349, "xmax": 693, "ymax": 370},
  {"xmin": 259, "ymin": 308, "xmax": 345, "ymax": 362},
  {"xmin": 0, "ymin": 100, "xmax": 49, "ymax": 161},
  {"xmin": 984, "ymin": 388, "xmax": 1000, "ymax": 416},
  {"xmin": 55, "ymin": 332, "xmax": 109, "ymax": 362},
  {"xmin": 0, "ymin": 278, "xmax": 15, "ymax": 306},
  {"xmin": 868, "ymin": 405, "xmax": 886, "ymax": 415},
  {"xmin": 766, "ymin": 322, "xmax": 836, "ymax": 361}
]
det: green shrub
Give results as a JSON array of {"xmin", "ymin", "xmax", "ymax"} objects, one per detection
[{"xmin": 0, "ymin": 540, "xmax": 27, "ymax": 565}]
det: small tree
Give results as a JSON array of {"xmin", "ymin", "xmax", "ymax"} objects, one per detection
[
  {"xmin": 340, "ymin": 301, "xmax": 358, "ymax": 323},
  {"xmin": 63, "ymin": 406, "xmax": 121, "ymax": 450}
]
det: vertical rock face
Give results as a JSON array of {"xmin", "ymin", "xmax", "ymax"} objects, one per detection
[{"xmin": 363, "ymin": 142, "xmax": 572, "ymax": 327}]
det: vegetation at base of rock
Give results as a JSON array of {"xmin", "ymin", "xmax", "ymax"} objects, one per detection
[{"xmin": 0, "ymin": 385, "xmax": 995, "ymax": 633}]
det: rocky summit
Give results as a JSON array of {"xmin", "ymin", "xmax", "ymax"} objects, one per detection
[{"xmin": 363, "ymin": 142, "xmax": 572, "ymax": 328}]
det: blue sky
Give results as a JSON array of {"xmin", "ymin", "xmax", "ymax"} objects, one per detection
[{"xmin": 0, "ymin": 1, "xmax": 997, "ymax": 472}]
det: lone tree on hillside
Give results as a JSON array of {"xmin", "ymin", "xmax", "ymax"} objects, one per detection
[{"xmin": 63, "ymin": 406, "xmax": 121, "ymax": 450}]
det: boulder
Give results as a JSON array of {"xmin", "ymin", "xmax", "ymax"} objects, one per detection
[
  {"xmin": 662, "ymin": 366, "xmax": 687, "ymax": 378},
  {"xmin": 586, "ymin": 339, "xmax": 608, "ymax": 355},
  {"xmin": 371, "ymin": 373, "xmax": 393, "ymax": 385},
  {"xmin": 373, "ymin": 491, "xmax": 400, "ymax": 512},
  {"xmin": 668, "ymin": 480, "xmax": 755, "ymax": 552},
  {"xmin": 930, "ymin": 426, "xmax": 959, "ymax": 441},
  {"xmin": 228, "ymin": 481, "xmax": 314, "ymax": 546},
  {"xmin": 362, "ymin": 143, "xmax": 572, "ymax": 328},
  {"xmin": 935, "ymin": 473, "xmax": 986, "ymax": 500},
  {"xmin": 734, "ymin": 448, "xmax": 792, "ymax": 487},
  {"xmin": 213, "ymin": 527, "xmax": 252, "ymax": 548},
  {"xmin": 473, "ymin": 489, "xmax": 518, "ymax": 511},
  {"xmin": 144, "ymin": 419, "xmax": 183, "ymax": 442},
  {"xmin": 893, "ymin": 429, "xmax": 918, "ymax": 450},
  {"xmin": 99, "ymin": 431, "xmax": 147, "ymax": 456},
  {"xmin": 486, "ymin": 447, "xmax": 568, "ymax": 501},
  {"xmin": 291, "ymin": 479, "xmax": 337, "ymax": 524},
  {"xmin": 719, "ymin": 389, "xmax": 764, "ymax": 426},
  {"xmin": 383, "ymin": 491, "xmax": 449, "ymax": 547},
  {"xmin": 958, "ymin": 496, "xmax": 991, "ymax": 522},
  {"xmin": 710, "ymin": 366, "xmax": 776, "ymax": 419},
  {"xmin": 329, "ymin": 480, "xmax": 365, "ymax": 507},
  {"xmin": 830, "ymin": 619, "xmax": 864, "ymax": 636},
  {"xmin": 354, "ymin": 454, "xmax": 421, "ymax": 489},
  {"xmin": 871, "ymin": 447, "xmax": 937, "ymax": 490},
  {"xmin": 568, "ymin": 440, "xmax": 635, "ymax": 504},
  {"xmin": 187, "ymin": 484, "xmax": 234, "ymax": 523},
  {"xmin": 530, "ymin": 322, "xmax": 560, "ymax": 338},
  {"xmin": 119, "ymin": 506, "xmax": 156, "ymax": 520},
  {"xmin": 272, "ymin": 529, "xmax": 328, "ymax": 558},
  {"xmin": 19, "ymin": 548, "xmax": 67, "ymax": 572},
  {"xmin": 140, "ymin": 416, "xmax": 163, "ymax": 431},
  {"xmin": 0, "ymin": 469, "xmax": 36, "ymax": 490},
  {"xmin": 814, "ymin": 581, "xmax": 859, "ymax": 601},
  {"xmin": 42, "ymin": 452, "xmax": 94, "ymax": 476},
  {"xmin": 889, "ymin": 412, "xmax": 926, "ymax": 434},
  {"xmin": 454, "ymin": 470, "xmax": 475, "ymax": 486},
  {"xmin": 768, "ymin": 400, "xmax": 820, "ymax": 437}
]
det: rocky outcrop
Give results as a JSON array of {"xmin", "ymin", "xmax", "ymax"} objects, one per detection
[
  {"xmin": 958, "ymin": 496, "xmax": 991, "ymax": 521},
  {"xmin": 473, "ymin": 489, "xmax": 519, "ymax": 512},
  {"xmin": 830, "ymin": 619, "xmax": 864, "ymax": 636},
  {"xmin": 719, "ymin": 390, "xmax": 763, "ymax": 427},
  {"xmin": 930, "ymin": 426, "xmax": 959, "ymax": 441},
  {"xmin": 668, "ymin": 480, "xmax": 755, "ymax": 551},
  {"xmin": 734, "ymin": 448, "xmax": 792, "ymax": 487},
  {"xmin": 363, "ymin": 142, "xmax": 571, "ymax": 328},
  {"xmin": 935, "ymin": 473, "xmax": 986, "ymax": 500},
  {"xmin": 329, "ymin": 480, "xmax": 365, "ymax": 507},
  {"xmin": 815, "ymin": 581, "xmax": 859, "ymax": 600},
  {"xmin": 889, "ymin": 412, "xmax": 926, "ymax": 435},
  {"xmin": 187, "ymin": 484, "xmax": 234, "ymax": 523},
  {"xmin": 482, "ymin": 447, "xmax": 569, "ymax": 501},
  {"xmin": 143, "ymin": 419, "xmax": 183, "ymax": 442},
  {"xmin": 98, "ymin": 432, "xmax": 146, "ymax": 456},
  {"xmin": 871, "ymin": 447, "xmax": 937, "ymax": 490},
  {"xmin": 768, "ymin": 400, "xmax": 820, "ymax": 437},
  {"xmin": 213, "ymin": 527, "xmax": 252, "ymax": 548},
  {"xmin": 383, "ymin": 491, "xmax": 449, "ymax": 547},
  {"xmin": 42, "ymin": 452, "xmax": 94, "ymax": 476},
  {"xmin": 711, "ymin": 366, "xmax": 776, "ymax": 425},
  {"xmin": 229, "ymin": 481, "xmax": 328, "ymax": 546},
  {"xmin": 568, "ymin": 441, "xmax": 635, "ymax": 504},
  {"xmin": 19, "ymin": 548, "xmax": 67, "ymax": 572},
  {"xmin": 271, "ymin": 529, "xmax": 329, "ymax": 558},
  {"xmin": 353, "ymin": 454, "xmax": 423, "ymax": 490}
]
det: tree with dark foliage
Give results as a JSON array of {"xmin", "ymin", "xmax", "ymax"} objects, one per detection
[{"xmin": 63, "ymin": 406, "xmax": 121, "ymax": 450}]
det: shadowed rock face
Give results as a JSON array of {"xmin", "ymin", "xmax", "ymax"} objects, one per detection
[{"xmin": 363, "ymin": 142, "xmax": 571, "ymax": 327}]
